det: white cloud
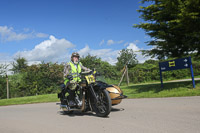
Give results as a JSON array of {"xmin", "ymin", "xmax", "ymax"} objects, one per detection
[
  {"xmin": 0, "ymin": 26, "xmax": 48, "ymax": 42},
  {"xmin": 15, "ymin": 35, "xmax": 75, "ymax": 62},
  {"xmin": 23, "ymin": 28, "xmax": 30, "ymax": 32},
  {"xmin": 107, "ymin": 40, "xmax": 115, "ymax": 45},
  {"xmin": 99, "ymin": 40, "xmax": 105, "ymax": 46},
  {"xmin": 78, "ymin": 45, "xmax": 90, "ymax": 55},
  {"xmin": 0, "ymin": 53, "xmax": 12, "ymax": 62},
  {"xmin": 36, "ymin": 33, "xmax": 49, "ymax": 38},
  {"xmin": 78, "ymin": 42, "xmax": 153, "ymax": 65},
  {"xmin": 127, "ymin": 43, "xmax": 140, "ymax": 51},
  {"xmin": 126, "ymin": 42, "xmax": 152, "ymax": 63},
  {"xmin": 123, "ymin": 42, "xmax": 129, "ymax": 46},
  {"xmin": 117, "ymin": 40, "xmax": 124, "ymax": 44},
  {"xmin": 27, "ymin": 61, "xmax": 41, "ymax": 66},
  {"xmin": 107, "ymin": 39, "xmax": 124, "ymax": 45},
  {"xmin": 0, "ymin": 34, "xmax": 153, "ymax": 66},
  {"xmin": 78, "ymin": 45, "xmax": 119, "ymax": 65},
  {"xmin": 133, "ymin": 40, "xmax": 140, "ymax": 44}
]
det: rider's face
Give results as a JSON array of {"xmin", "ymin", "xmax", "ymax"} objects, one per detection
[{"xmin": 73, "ymin": 56, "xmax": 79, "ymax": 62}]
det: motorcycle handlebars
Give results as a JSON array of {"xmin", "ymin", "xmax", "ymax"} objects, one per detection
[
  {"xmin": 81, "ymin": 70, "xmax": 101, "ymax": 76},
  {"xmin": 67, "ymin": 70, "xmax": 101, "ymax": 80}
]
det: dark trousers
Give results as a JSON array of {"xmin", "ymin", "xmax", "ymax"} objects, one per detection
[
  {"xmin": 61, "ymin": 82, "xmax": 75, "ymax": 101},
  {"xmin": 67, "ymin": 89, "xmax": 75, "ymax": 101}
]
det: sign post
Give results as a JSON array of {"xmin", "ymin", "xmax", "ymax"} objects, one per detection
[
  {"xmin": 159, "ymin": 57, "xmax": 195, "ymax": 88},
  {"xmin": 159, "ymin": 63, "xmax": 164, "ymax": 88},
  {"xmin": 189, "ymin": 58, "xmax": 195, "ymax": 88}
]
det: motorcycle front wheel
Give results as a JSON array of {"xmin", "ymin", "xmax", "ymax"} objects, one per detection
[{"xmin": 90, "ymin": 89, "xmax": 111, "ymax": 117}]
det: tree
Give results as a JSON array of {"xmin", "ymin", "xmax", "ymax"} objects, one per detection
[
  {"xmin": 79, "ymin": 54, "xmax": 102, "ymax": 69},
  {"xmin": 0, "ymin": 76, "xmax": 7, "ymax": 99},
  {"xmin": 80, "ymin": 54, "xmax": 118, "ymax": 79},
  {"xmin": 0, "ymin": 63, "xmax": 9, "ymax": 75},
  {"xmin": 12, "ymin": 57, "xmax": 28, "ymax": 73},
  {"xmin": 134, "ymin": 0, "xmax": 200, "ymax": 59},
  {"xmin": 116, "ymin": 49, "xmax": 138, "ymax": 70},
  {"xmin": 0, "ymin": 64, "xmax": 8, "ymax": 99},
  {"xmin": 8, "ymin": 62, "xmax": 64, "ymax": 97}
]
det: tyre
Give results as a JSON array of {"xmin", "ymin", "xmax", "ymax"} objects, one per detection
[{"xmin": 90, "ymin": 89, "xmax": 111, "ymax": 117}]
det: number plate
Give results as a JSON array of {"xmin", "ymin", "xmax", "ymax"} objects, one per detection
[{"xmin": 85, "ymin": 75, "xmax": 95, "ymax": 84}]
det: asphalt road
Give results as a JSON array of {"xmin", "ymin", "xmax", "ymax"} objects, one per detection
[{"xmin": 0, "ymin": 97, "xmax": 200, "ymax": 133}]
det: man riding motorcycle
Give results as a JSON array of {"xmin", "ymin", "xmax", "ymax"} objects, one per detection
[{"xmin": 62, "ymin": 52, "xmax": 91, "ymax": 106}]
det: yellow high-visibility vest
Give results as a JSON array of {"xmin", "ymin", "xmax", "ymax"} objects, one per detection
[{"xmin": 64, "ymin": 61, "xmax": 82, "ymax": 85}]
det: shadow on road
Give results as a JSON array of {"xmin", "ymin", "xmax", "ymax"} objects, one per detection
[
  {"xmin": 57, "ymin": 107, "xmax": 124, "ymax": 117},
  {"xmin": 58, "ymin": 111, "xmax": 95, "ymax": 117},
  {"xmin": 111, "ymin": 107, "xmax": 125, "ymax": 112},
  {"xmin": 58, "ymin": 111, "xmax": 110, "ymax": 118}
]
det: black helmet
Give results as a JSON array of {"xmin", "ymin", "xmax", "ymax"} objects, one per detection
[{"xmin": 71, "ymin": 52, "xmax": 80, "ymax": 61}]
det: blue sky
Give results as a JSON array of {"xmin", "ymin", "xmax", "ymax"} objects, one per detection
[{"xmin": 0, "ymin": 0, "xmax": 152, "ymax": 65}]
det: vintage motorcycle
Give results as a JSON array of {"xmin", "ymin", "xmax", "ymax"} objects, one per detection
[{"xmin": 57, "ymin": 70, "xmax": 127, "ymax": 117}]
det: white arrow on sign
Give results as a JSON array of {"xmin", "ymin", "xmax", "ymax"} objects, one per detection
[
  {"xmin": 184, "ymin": 59, "xmax": 188, "ymax": 62},
  {"xmin": 184, "ymin": 64, "xmax": 188, "ymax": 67}
]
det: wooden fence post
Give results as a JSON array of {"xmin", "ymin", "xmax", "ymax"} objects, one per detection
[
  {"xmin": 6, "ymin": 74, "xmax": 9, "ymax": 99},
  {"xmin": 126, "ymin": 65, "xmax": 129, "ymax": 86}
]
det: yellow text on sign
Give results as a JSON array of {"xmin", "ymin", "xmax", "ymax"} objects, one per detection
[
  {"xmin": 169, "ymin": 61, "xmax": 175, "ymax": 67},
  {"xmin": 85, "ymin": 75, "xmax": 95, "ymax": 84}
]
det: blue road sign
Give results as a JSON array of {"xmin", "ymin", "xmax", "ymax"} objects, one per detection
[
  {"xmin": 159, "ymin": 57, "xmax": 191, "ymax": 72},
  {"xmin": 159, "ymin": 57, "xmax": 195, "ymax": 88}
]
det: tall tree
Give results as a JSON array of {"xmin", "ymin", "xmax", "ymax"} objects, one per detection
[
  {"xmin": 12, "ymin": 57, "xmax": 28, "ymax": 73},
  {"xmin": 0, "ymin": 64, "xmax": 9, "ymax": 99},
  {"xmin": 134, "ymin": 0, "xmax": 200, "ymax": 59},
  {"xmin": 0, "ymin": 64, "xmax": 9, "ymax": 75},
  {"xmin": 116, "ymin": 49, "xmax": 138, "ymax": 70}
]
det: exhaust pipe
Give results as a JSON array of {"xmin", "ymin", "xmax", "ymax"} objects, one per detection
[
  {"xmin": 60, "ymin": 104, "xmax": 70, "ymax": 111},
  {"xmin": 80, "ymin": 91, "xmax": 85, "ymax": 111}
]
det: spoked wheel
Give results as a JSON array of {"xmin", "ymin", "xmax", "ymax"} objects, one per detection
[{"xmin": 90, "ymin": 89, "xmax": 111, "ymax": 117}]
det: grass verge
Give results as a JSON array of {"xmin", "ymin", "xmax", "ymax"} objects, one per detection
[
  {"xmin": 121, "ymin": 80, "xmax": 200, "ymax": 98},
  {"xmin": 0, "ymin": 94, "xmax": 59, "ymax": 106}
]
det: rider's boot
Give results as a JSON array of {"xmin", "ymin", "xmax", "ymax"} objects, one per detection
[
  {"xmin": 68, "ymin": 89, "xmax": 76, "ymax": 107},
  {"xmin": 59, "ymin": 84, "xmax": 68, "ymax": 105}
]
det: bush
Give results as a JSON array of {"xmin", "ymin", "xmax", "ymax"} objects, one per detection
[{"xmin": 0, "ymin": 76, "xmax": 7, "ymax": 99}]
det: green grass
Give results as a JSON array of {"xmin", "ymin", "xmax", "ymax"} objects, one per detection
[
  {"xmin": 0, "ymin": 94, "xmax": 59, "ymax": 106},
  {"xmin": 121, "ymin": 80, "xmax": 200, "ymax": 98},
  {"xmin": 1, "ymin": 80, "xmax": 200, "ymax": 106}
]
